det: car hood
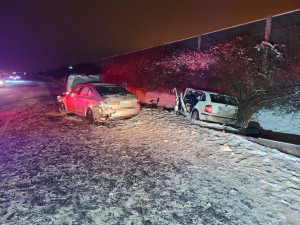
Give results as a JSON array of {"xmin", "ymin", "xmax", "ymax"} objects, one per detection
[{"xmin": 66, "ymin": 74, "xmax": 102, "ymax": 92}]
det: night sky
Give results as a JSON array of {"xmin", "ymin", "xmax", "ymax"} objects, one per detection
[{"xmin": 0, "ymin": 0, "xmax": 299, "ymax": 72}]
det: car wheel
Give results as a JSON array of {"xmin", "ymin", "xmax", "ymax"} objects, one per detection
[
  {"xmin": 58, "ymin": 103, "xmax": 68, "ymax": 114},
  {"xmin": 86, "ymin": 108, "xmax": 94, "ymax": 124},
  {"xmin": 191, "ymin": 109, "xmax": 199, "ymax": 120}
]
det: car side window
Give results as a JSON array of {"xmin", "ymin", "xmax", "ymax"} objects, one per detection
[
  {"xmin": 87, "ymin": 88, "xmax": 92, "ymax": 96},
  {"xmin": 79, "ymin": 87, "xmax": 90, "ymax": 96},
  {"xmin": 71, "ymin": 86, "xmax": 82, "ymax": 95},
  {"xmin": 184, "ymin": 90, "xmax": 193, "ymax": 100},
  {"xmin": 197, "ymin": 92, "xmax": 206, "ymax": 101},
  {"xmin": 184, "ymin": 93, "xmax": 194, "ymax": 101}
]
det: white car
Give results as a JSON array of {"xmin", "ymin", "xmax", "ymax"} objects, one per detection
[{"xmin": 181, "ymin": 88, "xmax": 239, "ymax": 124}]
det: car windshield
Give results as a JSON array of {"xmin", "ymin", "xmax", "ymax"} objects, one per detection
[
  {"xmin": 94, "ymin": 86, "xmax": 130, "ymax": 96},
  {"xmin": 210, "ymin": 94, "xmax": 238, "ymax": 106}
]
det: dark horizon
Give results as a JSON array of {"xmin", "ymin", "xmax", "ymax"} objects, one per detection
[{"xmin": 0, "ymin": 0, "xmax": 299, "ymax": 73}]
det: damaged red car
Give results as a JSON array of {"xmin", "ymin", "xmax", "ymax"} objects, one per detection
[{"xmin": 58, "ymin": 74, "xmax": 140, "ymax": 123}]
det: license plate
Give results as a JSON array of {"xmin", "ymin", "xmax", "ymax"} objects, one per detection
[
  {"xmin": 218, "ymin": 106, "xmax": 222, "ymax": 111},
  {"xmin": 118, "ymin": 101, "xmax": 131, "ymax": 105}
]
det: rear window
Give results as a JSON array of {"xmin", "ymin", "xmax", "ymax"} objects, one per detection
[
  {"xmin": 210, "ymin": 94, "xmax": 238, "ymax": 106},
  {"xmin": 94, "ymin": 86, "xmax": 130, "ymax": 96}
]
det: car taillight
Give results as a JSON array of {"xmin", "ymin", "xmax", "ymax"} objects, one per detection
[
  {"xmin": 205, "ymin": 105, "xmax": 212, "ymax": 113},
  {"xmin": 137, "ymin": 98, "xmax": 139, "ymax": 105}
]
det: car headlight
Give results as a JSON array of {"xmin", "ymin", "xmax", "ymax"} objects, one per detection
[{"xmin": 0, "ymin": 80, "xmax": 4, "ymax": 85}]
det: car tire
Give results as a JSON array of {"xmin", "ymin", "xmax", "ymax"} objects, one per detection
[
  {"xmin": 86, "ymin": 108, "xmax": 94, "ymax": 124},
  {"xmin": 58, "ymin": 103, "xmax": 68, "ymax": 115},
  {"xmin": 191, "ymin": 109, "xmax": 199, "ymax": 120}
]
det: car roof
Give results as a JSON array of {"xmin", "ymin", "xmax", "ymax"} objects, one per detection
[
  {"xmin": 187, "ymin": 88, "xmax": 235, "ymax": 98},
  {"xmin": 90, "ymin": 83, "xmax": 120, "ymax": 87},
  {"xmin": 76, "ymin": 83, "xmax": 121, "ymax": 87},
  {"xmin": 187, "ymin": 88, "xmax": 217, "ymax": 95}
]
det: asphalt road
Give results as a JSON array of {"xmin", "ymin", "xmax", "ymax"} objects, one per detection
[{"xmin": 0, "ymin": 80, "xmax": 299, "ymax": 225}]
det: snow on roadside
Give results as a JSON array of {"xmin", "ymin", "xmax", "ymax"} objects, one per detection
[{"xmin": 251, "ymin": 107, "xmax": 300, "ymax": 135}]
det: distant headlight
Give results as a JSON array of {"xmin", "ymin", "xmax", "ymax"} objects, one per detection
[
  {"xmin": 0, "ymin": 80, "xmax": 4, "ymax": 85},
  {"xmin": 9, "ymin": 76, "xmax": 13, "ymax": 78}
]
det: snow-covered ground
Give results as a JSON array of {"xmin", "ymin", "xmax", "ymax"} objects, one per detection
[
  {"xmin": 251, "ymin": 107, "xmax": 300, "ymax": 135},
  {"xmin": 0, "ymin": 81, "xmax": 299, "ymax": 224}
]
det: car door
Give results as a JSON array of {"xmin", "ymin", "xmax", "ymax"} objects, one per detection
[
  {"xmin": 65, "ymin": 86, "xmax": 82, "ymax": 113},
  {"xmin": 75, "ymin": 86, "xmax": 93, "ymax": 116},
  {"xmin": 194, "ymin": 91, "xmax": 206, "ymax": 113}
]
